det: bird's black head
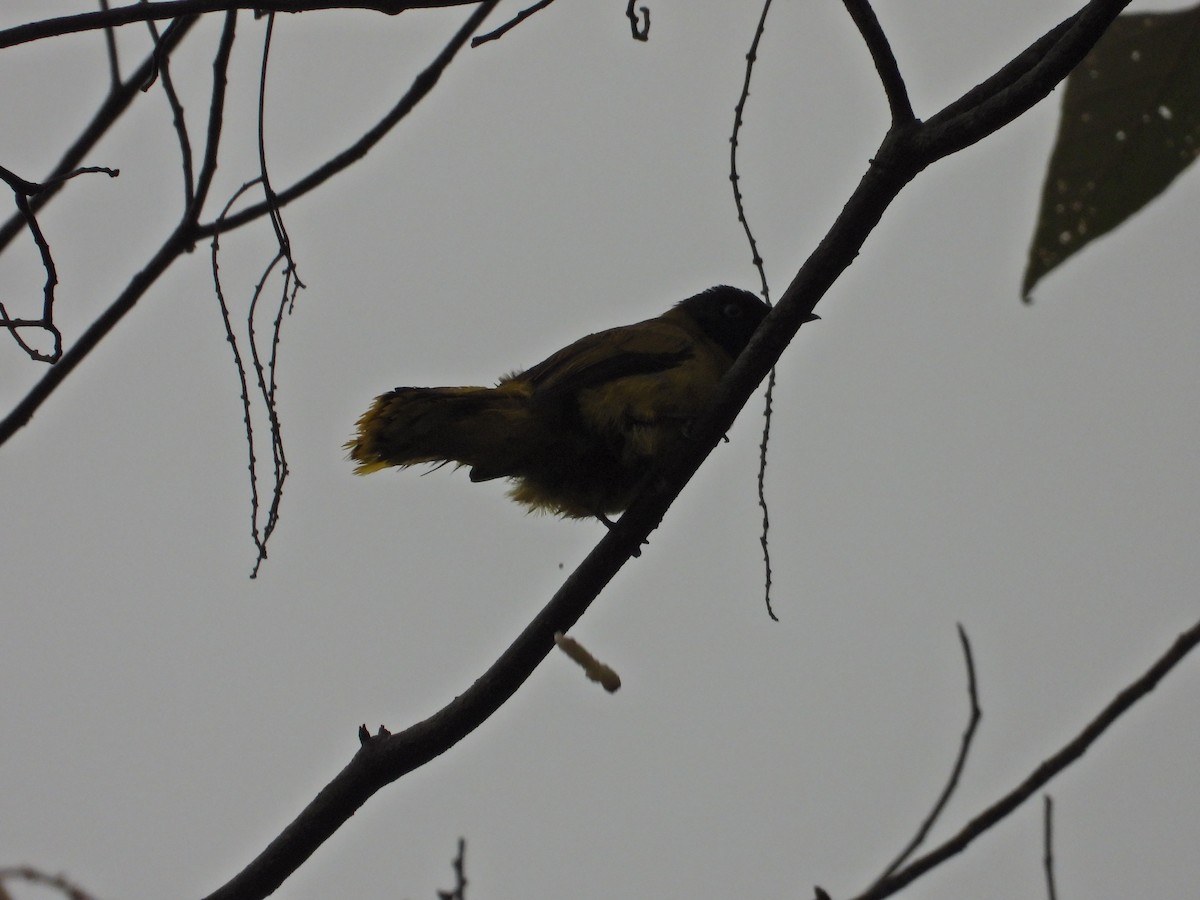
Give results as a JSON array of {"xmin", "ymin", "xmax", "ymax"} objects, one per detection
[{"xmin": 675, "ymin": 285, "xmax": 769, "ymax": 358}]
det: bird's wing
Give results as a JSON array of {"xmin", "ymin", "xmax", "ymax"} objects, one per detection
[{"xmin": 513, "ymin": 318, "xmax": 695, "ymax": 403}]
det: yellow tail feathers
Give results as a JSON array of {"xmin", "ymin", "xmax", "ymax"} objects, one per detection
[{"xmin": 345, "ymin": 383, "xmax": 535, "ymax": 477}]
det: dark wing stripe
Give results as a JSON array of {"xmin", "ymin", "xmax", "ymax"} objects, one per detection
[{"xmin": 532, "ymin": 347, "xmax": 693, "ymax": 403}]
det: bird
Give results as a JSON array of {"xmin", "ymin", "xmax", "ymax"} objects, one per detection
[{"xmin": 346, "ymin": 285, "xmax": 774, "ymax": 520}]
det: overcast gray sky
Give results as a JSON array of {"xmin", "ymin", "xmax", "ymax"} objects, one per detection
[{"xmin": 2, "ymin": 2, "xmax": 1198, "ymax": 899}]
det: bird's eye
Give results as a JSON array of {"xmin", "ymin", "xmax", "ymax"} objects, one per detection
[{"xmin": 722, "ymin": 303, "xmax": 743, "ymax": 319}]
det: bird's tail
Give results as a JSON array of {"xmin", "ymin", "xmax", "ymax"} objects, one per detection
[{"xmin": 345, "ymin": 383, "xmax": 534, "ymax": 477}]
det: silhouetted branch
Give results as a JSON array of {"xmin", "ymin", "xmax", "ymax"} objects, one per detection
[
  {"xmin": 0, "ymin": 16, "xmax": 197, "ymax": 256},
  {"xmin": 471, "ymin": 0, "xmax": 557, "ymax": 46},
  {"xmin": 841, "ymin": 0, "xmax": 913, "ymax": 123},
  {"xmin": 0, "ymin": 0, "xmax": 484, "ymax": 49},
  {"xmin": 99, "ymin": 0, "xmax": 122, "ymax": 85},
  {"xmin": 0, "ymin": 3, "xmax": 497, "ymax": 451},
  {"xmin": 0, "ymin": 866, "xmax": 96, "ymax": 900},
  {"xmin": 0, "ymin": 165, "xmax": 119, "ymax": 362},
  {"xmin": 202, "ymin": 3, "xmax": 1142, "ymax": 894},
  {"xmin": 872, "ymin": 624, "xmax": 981, "ymax": 885},
  {"xmin": 727, "ymin": 0, "xmax": 778, "ymax": 619},
  {"xmin": 1043, "ymin": 795, "xmax": 1058, "ymax": 900},
  {"xmin": 194, "ymin": 0, "xmax": 500, "ymax": 237},
  {"xmin": 848, "ymin": 615, "xmax": 1200, "ymax": 900},
  {"xmin": 210, "ymin": 175, "xmax": 297, "ymax": 577},
  {"xmin": 921, "ymin": 2, "xmax": 1121, "ymax": 158},
  {"xmin": 196, "ymin": 17, "xmax": 1147, "ymax": 895},
  {"xmin": 625, "ymin": 0, "xmax": 649, "ymax": 41},
  {"xmin": 142, "ymin": 7, "xmax": 196, "ymax": 209},
  {"xmin": 436, "ymin": 838, "xmax": 468, "ymax": 900}
]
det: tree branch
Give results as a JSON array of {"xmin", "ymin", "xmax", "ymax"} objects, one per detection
[
  {"xmin": 0, "ymin": 0, "xmax": 482, "ymax": 49},
  {"xmin": 0, "ymin": 15, "xmax": 197, "ymax": 256},
  {"xmin": 471, "ymin": 0, "xmax": 557, "ymax": 47},
  {"xmin": 1043, "ymin": 795, "xmax": 1058, "ymax": 900},
  {"xmin": 194, "ymin": 0, "xmax": 500, "ymax": 237},
  {"xmin": 198, "ymin": 6, "xmax": 1143, "ymax": 897},
  {"xmin": 0, "ymin": 3, "xmax": 496, "ymax": 450},
  {"xmin": 872, "ymin": 624, "xmax": 981, "ymax": 885},
  {"xmin": 841, "ymin": 0, "xmax": 913, "ymax": 123},
  {"xmin": 850, "ymin": 617, "xmax": 1200, "ymax": 900},
  {"xmin": 920, "ymin": 0, "xmax": 1130, "ymax": 158}
]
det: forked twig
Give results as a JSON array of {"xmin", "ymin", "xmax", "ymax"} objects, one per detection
[
  {"xmin": 0, "ymin": 165, "xmax": 119, "ymax": 362},
  {"xmin": 850, "ymin": 615, "xmax": 1200, "ymax": 900},
  {"xmin": 840, "ymin": 0, "xmax": 913, "ymax": 123},
  {"xmin": 872, "ymin": 624, "xmax": 981, "ymax": 885}
]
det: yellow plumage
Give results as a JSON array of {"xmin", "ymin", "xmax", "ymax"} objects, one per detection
[{"xmin": 345, "ymin": 286, "xmax": 771, "ymax": 518}]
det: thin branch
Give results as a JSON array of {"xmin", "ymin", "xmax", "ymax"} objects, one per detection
[
  {"xmin": 0, "ymin": 221, "xmax": 190, "ymax": 444},
  {"xmin": 0, "ymin": 15, "xmax": 197, "ymax": 256},
  {"xmin": 237, "ymin": 10, "xmax": 298, "ymax": 578},
  {"xmin": 1043, "ymin": 795, "xmax": 1058, "ymax": 900},
  {"xmin": 730, "ymin": 0, "xmax": 771, "ymax": 299},
  {"xmin": 0, "ymin": 867, "xmax": 96, "ymax": 900},
  {"xmin": 0, "ymin": 3, "xmax": 495, "ymax": 453},
  {"xmin": 0, "ymin": 165, "xmax": 118, "ymax": 362},
  {"xmin": 244, "ymin": 252, "xmax": 296, "ymax": 577},
  {"xmin": 436, "ymin": 838, "xmax": 468, "ymax": 900},
  {"xmin": 110, "ymin": 2, "xmax": 1167, "ymax": 897},
  {"xmin": 625, "ymin": 0, "xmax": 649, "ymax": 41},
  {"xmin": 142, "ymin": 1, "xmax": 196, "ymax": 210},
  {"xmin": 471, "ymin": 0, "xmax": 557, "ymax": 46},
  {"xmin": 190, "ymin": 11, "xmax": 237, "ymax": 220},
  {"xmin": 841, "ymin": 0, "xmax": 913, "ymax": 123},
  {"xmin": 724, "ymin": 0, "xmax": 782, "ymax": 619},
  {"xmin": 194, "ymin": 0, "xmax": 501, "ymax": 238},
  {"xmin": 256, "ymin": 13, "xmax": 288, "ymax": 252},
  {"xmin": 727, "ymin": 0, "xmax": 777, "ymax": 619},
  {"xmin": 931, "ymin": 13, "xmax": 1080, "ymax": 128},
  {"xmin": 98, "ymin": 0, "xmax": 122, "ymax": 85},
  {"xmin": 919, "ymin": 1, "xmax": 1129, "ymax": 158},
  {"xmin": 851, "ymin": 616, "xmax": 1200, "ymax": 900},
  {"xmin": 210, "ymin": 183, "xmax": 276, "ymax": 577},
  {"xmin": 872, "ymin": 624, "xmax": 981, "ymax": 885},
  {"xmin": 0, "ymin": 0, "xmax": 482, "ymax": 49}
]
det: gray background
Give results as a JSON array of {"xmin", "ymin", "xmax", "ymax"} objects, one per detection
[{"xmin": 2, "ymin": 2, "xmax": 1198, "ymax": 898}]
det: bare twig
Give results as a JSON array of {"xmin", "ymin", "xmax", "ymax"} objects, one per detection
[
  {"xmin": 841, "ymin": 0, "xmax": 913, "ymax": 123},
  {"xmin": 0, "ymin": 3, "xmax": 496, "ymax": 453},
  {"xmin": 850, "ymin": 615, "xmax": 1200, "ymax": 900},
  {"xmin": 210, "ymin": 189, "xmax": 267, "ymax": 574},
  {"xmin": 99, "ymin": 0, "xmax": 122, "ymax": 85},
  {"xmin": 195, "ymin": 0, "xmax": 501, "ymax": 237},
  {"xmin": 872, "ymin": 624, "xmax": 981, "ymax": 885},
  {"xmin": 246, "ymin": 12, "xmax": 301, "ymax": 576},
  {"xmin": 625, "ymin": 0, "xmax": 649, "ymax": 41},
  {"xmin": 0, "ymin": 165, "xmax": 118, "ymax": 362},
  {"xmin": 142, "ymin": 2, "xmax": 196, "ymax": 209},
  {"xmin": 0, "ymin": 16, "xmax": 197, "ymax": 256},
  {"xmin": 190, "ymin": 12, "xmax": 237, "ymax": 219},
  {"xmin": 728, "ymin": 0, "xmax": 777, "ymax": 619},
  {"xmin": 472, "ymin": 0, "xmax": 557, "ymax": 46},
  {"xmin": 436, "ymin": 838, "xmax": 468, "ymax": 900},
  {"xmin": 244, "ymin": 251, "xmax": 297, "ymax": 577},
  {"xmin": 920, "ymin": 3, "xmax": 1124, "ymax": 158},
  {"xmin": 0, "ymin": 867, "xmax": 96, "ymax": 900},
  {"xmin": 210, "ymin": 177, "xmax": 290, "ymax": 577},
  {"xmin": 0, "ymin": 1, "xmax": 483, "ymax": 49},
  {"xmin": 1043, "ymin": 795, "xmax": 1058, "ymax": 900}
]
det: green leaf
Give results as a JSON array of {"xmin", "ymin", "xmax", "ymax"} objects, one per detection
[{"xmin": 1022, "ymin": 5, "xmax": 1200, "ymax": 300}]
